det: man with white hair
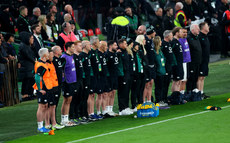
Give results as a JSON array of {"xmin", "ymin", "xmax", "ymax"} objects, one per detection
[
  {"xmin": 186, "ymin": 24, "xmax": 202, "ymax": 101},
  {"xmin": 30, "ymin": 7, "xmax": 41, "ymax": 25},
  {"xmin": 174, "ymin": 2, "xmax": 188, "ymax": 28},
  {"xmin": 33, "ymin": 48, "xmax": 51, "ymax": 133}
]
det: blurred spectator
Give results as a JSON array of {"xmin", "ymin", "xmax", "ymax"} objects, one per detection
[
  {"xmin": 3, "ymin": 34, "xmax": 16, "ymax": 59},
  {"xmin": 18, "ymin": 32, "xmax": 35, "ymax": 101},
  {"xmin": 125, "ymin": 6, "xmax": 138, "ymax": 40},
  {"xmin": 36, "ymin": 0, "xmax": 50, "ymax": 15},
  {"xmin": 0, "ymin": 4, "xmax": 16, "ymax": 34},
  {"xmin": 11, "ymin": 0, "xmax": 28, "ymax": 18},
  {"xmin": 222, "ymin": 5, "xmax": 230, "ymax": 56},
  {"xmin": 174, "ymin": 2, "xmax": 188, "ymax": 28},
  {"xmin": 217, "ymin": 0, "xmax": 230, "ymax": 58},
  {"xmin": 64, "ymin": 13, "xmax": 72, "ymax": 22},
  {"xmin": 69, "ymin": 20, "xmax": 81, "ymax": 41},
  {"xmin": 151, "ymin": 7, "xmax": 164, "ymax": 38},
  {"xmin": 183, "ymin": 0, "xmax": 200, "ymax": 21},
  {"xmin": 163, "ymin": 7, "xmax": 174, "ymax": 31},
  {"xmin": 137, "ymin": 25, "xmax": 146, "ymax": 35},
  {"xmin": 46, "ymin": 12, "xmax": 59, "ymax": 43},
  {"xmin": 16, "ymin": 6, "xmax": 31, "ymax": 33},
  {"xmin": 198, "ymin": 0, "xmax": 216, "ymax": 19},
  {"xmin": 0, "ymin": 33, "xmax": 8, "ymax": 58},
  {"xmin": 107, "ymin": 7, "xmax": 129, "ymax": 41},
  {"xmin": 30, "ymin": 7, "xmax": 41, "ymax": 25},
  {"xmin": 57, "ymin": 22, "xmax": 78, "ymax": 51},
  {"xmin": 49, "ymin": 4, "xmax": 62, "ymax": 24},
  {"xmin": 124, "ymin": 0, "xmax": 139, "ymax": 14},
  {"xmin": 38, "ymin": 15, "xmax": 49, "ymax": 41},
  {"xmin": 31, "ymin": 24, "xmax": 44, "ymax": 59}
]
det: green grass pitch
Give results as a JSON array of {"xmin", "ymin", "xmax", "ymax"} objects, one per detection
[{"xmin": 1, "ymin": 59, "xmax": 230, "ymax": 143}]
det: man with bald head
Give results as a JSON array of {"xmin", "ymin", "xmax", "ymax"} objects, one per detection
[
  {"xmin": 52, "ymin": 45, "xmax": 64, "ymax": 118},
  {"xmin": 96, "ymin": 41, "xmax": 111, "ymax": 117},
  {"xmin": 138, "ymin": 25, "xmax": 146, "ymax": 35}
]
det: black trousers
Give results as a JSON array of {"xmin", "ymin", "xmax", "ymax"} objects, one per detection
[
  {"xmin": 154, "ymin": 75, "xmax": 164, "ymax": 103},
  {"xmin": 69, "ymin": 81, "xmax": 83, "ymax": 119},
  {"xmin": 81, "ymin": 77, "xmax": 90, "ymax": 117},
  {"xmin": 130, "ymin": 74, "xmax": 142, "ymax": 109},
  {"xmin": 162, "ymin": 72, "xmax": 171, "ymax": 102},
  {"xmin": 118, "ymin": 76, "xmax": 130, "ymax": 111},
  {"xmin": 186, "ymin": 62, "xmax": 200, "ymax": 92},
  {"xmin": 21, "ymin": 77, "xmax": 34, "ymax": 96}
]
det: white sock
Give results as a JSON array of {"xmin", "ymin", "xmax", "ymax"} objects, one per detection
[
  {"xmin": 201, "ymin": 91, "xmax": 204, "ymax": 94},
  {"xmin": 110, "ymin": 106, "xmax": 113, "ymax": 112},
  {"xmin": 97, "ymin": 111, "xmax": 101, "ymax": 115},
  {"xmin": 37, "ymin": 121, "xmax": 43, "ymax": 129},
  {"xmin": 102, "ymin": 110, "xmax": 107, "ymax": 115},
  {"xmin": 147, "ymin": 100, "xmax": 151, "ymax": 102},
  {"xmin": 180, "ymin": 90, "xmax": 185, "ymax": 94},
  {"xmin": 106, "ymin": 106, "xmax": 110, "ymax": 112},
  {"xmin": 61, "ymin": 115, "xmax": 65, "ymax": 123},
  {"xmin": 64, "ymin": 115, "xmax": 69, "ymax": 122}
]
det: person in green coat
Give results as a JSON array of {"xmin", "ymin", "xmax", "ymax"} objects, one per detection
[{"xmin": 153, "ymin": 36, "xmax": 166, "ymax": 105}]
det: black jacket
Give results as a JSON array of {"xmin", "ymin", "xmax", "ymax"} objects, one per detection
[
  {"xmin": 187, "ymin": 32, "xmax": 202, "ymax": 64},
  {"xmin": 199, "ymin": 32, "xmax": 210, "ymax": 64},
  {"xmin": 16, "ymin": 15, "xmax": 31, "ymax": 33},
  {"xmin": 151, "ymin": 15, "xmax": 163, "ymax": 38},
  {"xmin": 163, "ymin": 15, "xmax": 174, "ymax": 31},
  {"xmin": 18, "ymin": 32, "xmax": 35, "ymax": 78},
  {"xmin": 161, "ymin": 40, "xmax": 173, "ymax": 74},
  {"xmin": 33, "ymin": 35, "xmax": 44, "ymax": 59}
]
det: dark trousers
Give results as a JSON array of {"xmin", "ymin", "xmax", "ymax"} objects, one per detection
[
  {"xmin": 69, "ymin": 81, "xmax": 83, "ymax": 119},
  {"xmin": 118, "ymin": 76, "xmax": 130, "ymax": 111},
  {"xmin": 130, "ymin": 74, "xmax": 142, "ymax": 109},
  {"xmin": 186, "ymin": 62, "xmax": 199, "ymax": 92},
  {"xmin": 81, "ymin": 78, "xmax": 90, "ymax": 117},
  {"xmin": 139, "ymin": 74, "xmax": 145, "ymax": 104},
  {"xmin": 162, "ymin": 73, "xmax": 171, "ymax": 102},
  {"xmin": 154, "ymin": 75, "xmax": 164, "ymax": 103},
  {"xmin": 21, "ymin": 77, "xmax": 34, "ymax": 96}
]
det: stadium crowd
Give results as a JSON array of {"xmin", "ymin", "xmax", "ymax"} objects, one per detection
[{"xmin": 0, "ymin": 0, "xmax": 230, "ymax": 132}]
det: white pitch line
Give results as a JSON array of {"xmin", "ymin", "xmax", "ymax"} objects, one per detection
[{"xmin": 67, "ymin": 105, "xmax": 230, "ymax": 143}]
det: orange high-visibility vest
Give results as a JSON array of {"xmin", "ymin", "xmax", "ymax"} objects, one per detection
[
  {"xmin": 33, "ymin": 61, "xmax": 53, "ymax": 90},
  {"xmin": 47, "ymin": 62, "xmax": 59, "ymax": 87}
]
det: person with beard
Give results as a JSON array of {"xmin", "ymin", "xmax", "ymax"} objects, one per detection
[
  {"xmin": 18, "ymin": 32, "xmax": 35, "ymax": 101},
  {"xmin": 32, "ymin": 24, "xmax": 44, "ymax": 59},
  {"xmin": 161, "ymin": 30, "xmax": 173, "ymax": 106},
  {"xmin": 0, "ymin": 4, "xmax": 16, "ymax": 34},
  {"xmin": 117, "ymin": 39, "xmax": 133, "ymax": 115},
  {"xmin": 16, "ymin": 6, "xmax": 31, "ymax": 33},
  {"xmin": 151, "ymin": 7, "xmax": 164, "ymax": 38},
  {"xmin": 137, "ymin": 25, "xmax": 147, "ymax": 35},
  {"xmin": 163, "ymin": 7, "xmax": 175, "ymax": 32},
  {"xmin": 106, "ymin": 40, "xmax": 119, "ymax": 116},
  {"xmin": 169, "ymin": 27, "xmax": 184, "ymax": 104}
]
